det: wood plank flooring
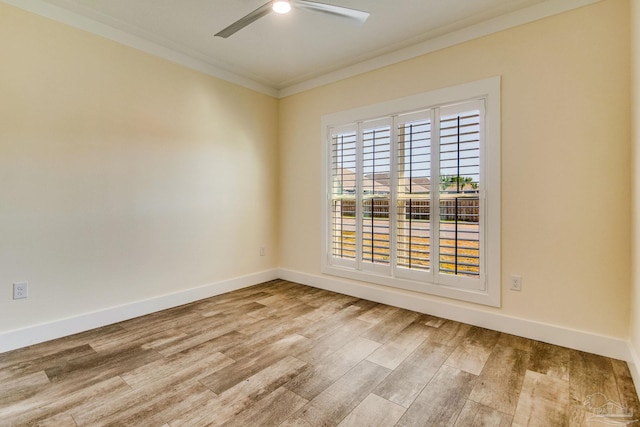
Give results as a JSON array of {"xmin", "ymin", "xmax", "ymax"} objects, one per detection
[{"xmin": 1, "ymin": 279, "xmax": 639, "ymax": 426}]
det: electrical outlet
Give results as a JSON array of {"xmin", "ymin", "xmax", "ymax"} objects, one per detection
[
  {"xmin": 260, "ymin": 246, "xmax": 266, "ymax": 256},
  {"xmin": 510, "ymin": 275, "xmax": 522, "ymax": 291},
  {"xmin": 13, "ymin": 282, "xmax": 28, "ymax": 300}
]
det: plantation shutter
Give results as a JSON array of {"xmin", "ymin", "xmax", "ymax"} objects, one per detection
[
  {"xmin": 360, "ymin": 119, "xmax": 392, "ymax": 274},
  {"xmin": 323, "ymin": 78, "xmax": 499, "ymax": 305},
  {"xmin": 395, "ymin": 111, "xmax": 433, "ymax": 281},
  {"xmin": 329, "ymin": 124, "xmax": 358, "ymax": 268},
  {"xmin": 436, "ymin": 101, "xmax": 484, "ymax": 288}
]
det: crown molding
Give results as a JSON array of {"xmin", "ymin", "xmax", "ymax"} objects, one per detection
[
  {"xmin": 277, "ymin": 0, "xmax": 601, "ymax": 97},
  {"xmin": 2, "ymin": 0, "xmax": 600, "ymax": 99},
  {"xmin": 0, "ymin": 0, "xmax": 279, "ymax": 97}
]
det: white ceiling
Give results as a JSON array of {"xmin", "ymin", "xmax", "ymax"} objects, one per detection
[{"xmin": 5, "ymin": 0, "xmax": 598, "ymax": 97}]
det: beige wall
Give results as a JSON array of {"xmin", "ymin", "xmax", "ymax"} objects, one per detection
[
  {"xmin": 0, "ymin": 0, "xmax": 633, "ymax": 344},
  {"xmin": 279, "ymin": 0, "xmax": 632, "ymax": 338},
  {"xmin": 0, "ymin": 3, "xmax": 279, "ymax": 333},
  {"xmin": 631, "ymin": 0, "xmax": 640, "ymax": 358}
]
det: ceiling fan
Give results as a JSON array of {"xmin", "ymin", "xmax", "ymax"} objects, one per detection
[{"xmin": 215, "ymin": 0, "xmax": 370, "ymax": 38}]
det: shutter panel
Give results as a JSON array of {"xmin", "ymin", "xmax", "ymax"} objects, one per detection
[
  {"xmin": 438, "ymin": 103, "xmax": 482, "ymax": 283},
  {"xmin": 361, "ymin": 120, "xmax": 391, "ymax": 271},
  {"xmin": 395, "ymin": 112, "xmax": 432, "ymax": 276},
  {"xmin": 329, "ymin": 125, "xmax": 357, "ymax": 267}
]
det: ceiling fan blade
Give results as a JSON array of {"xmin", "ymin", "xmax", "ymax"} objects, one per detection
[
  {"xmin": 215, "ymin": 1, "xmax": 273, "ymax": 38},
  {"xmin": 294, "ymin": 0, "xmax": 369, "ymax": 24}
]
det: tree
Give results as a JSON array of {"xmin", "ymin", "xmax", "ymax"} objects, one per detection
[
  {"xmin": 440, "ymin": 175, "xmax": 452, "ymax": 191},
  {"xmin": 440, "ymin": 175, "xmax": 475, "ymax": 192}
]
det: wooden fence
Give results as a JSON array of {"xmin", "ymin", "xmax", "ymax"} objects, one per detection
[{"xmin": 339, "ymin": 197, "xmax": 479, "ymax": 222}]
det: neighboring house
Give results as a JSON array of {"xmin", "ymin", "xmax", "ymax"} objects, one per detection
[{"xmin": 334, "ymin": 168, "xmax": 477, "ymax": 221}]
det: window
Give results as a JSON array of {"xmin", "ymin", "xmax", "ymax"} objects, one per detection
[{"xmin": 322, "ymin": 78, "xmax": 500, "ymax": 306}]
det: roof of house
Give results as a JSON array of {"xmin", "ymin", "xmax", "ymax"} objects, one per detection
[{"xmin": 334, "ymin": 168, "xmax": 479, "ymax": 196}]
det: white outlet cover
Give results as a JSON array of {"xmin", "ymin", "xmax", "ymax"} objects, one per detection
[{"xmin": 13, "ymin": 282, "xmax": 28, "ymax": 299}]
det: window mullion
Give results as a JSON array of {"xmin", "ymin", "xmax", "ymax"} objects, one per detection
[
  {"xmin": 479, "ymin": 100, "xmax": 487, "ymax": 285},
  {"xmin": 390, "ymin": 115, "xmax": 399, "ymax": 277},
  {"xmin": 355, "ymin": 121, "xmax": 364, "ymax": 270},
  {"xmin": 431, "ymin": 108, "xmax": 441, "ymax": 278}
]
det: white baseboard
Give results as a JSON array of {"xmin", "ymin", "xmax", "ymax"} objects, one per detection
[
  {"xmin": 280, "ymin": 268, "xmax": 640, "ymax": 399},
  {"xmin": 278, "ymin": 268, "xmax": 633, "ymax": 363},
  {"xmin": 0, "ymin": 269, "xmax": 279, "ymax": 354},
  {"xmin": 4, "ymin": 266, "xmax": 640, "ymax": 405},
  {"xmin": 627, "ymin": 343, "xmax": 640, "ymax": 400},
  {"xmin": 1, "ymin": 266, "xmax": 635, "ymax": 370}
]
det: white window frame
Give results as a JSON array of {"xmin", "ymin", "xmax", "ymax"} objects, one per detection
[{"xmin": 321, "ymin": 77, "xmax": 501, "ymax": 307}]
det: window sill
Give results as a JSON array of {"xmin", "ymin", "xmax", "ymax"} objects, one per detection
[{"xmin": 321, "ymin": 264, "xmax": 500, "ymax": 307}]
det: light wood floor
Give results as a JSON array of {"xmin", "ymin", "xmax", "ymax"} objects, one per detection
[{"xmin": 1, "ymin": 280, "xmax": 639, "ymax": 427}]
